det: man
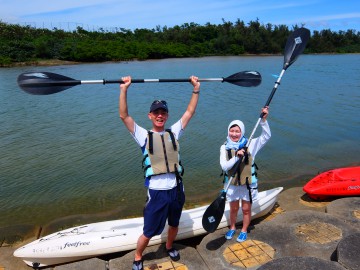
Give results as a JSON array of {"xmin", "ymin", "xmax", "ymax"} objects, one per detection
[{"xmin": 119, "ymin": 75, "xmax": 200, "ymax": 270}]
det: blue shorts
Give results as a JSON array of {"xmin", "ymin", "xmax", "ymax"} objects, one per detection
[{"xmin": 143, "ymin": 182, "xmax": 185, "ymax": 238}]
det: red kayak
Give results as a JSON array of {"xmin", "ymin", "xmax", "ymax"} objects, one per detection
[{"xmin": 303, "ymin": 166, "xmax": 360, "ymax": 200}]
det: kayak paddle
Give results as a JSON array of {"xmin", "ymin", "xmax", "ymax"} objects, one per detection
[
  {"xmin": 202, "ymin": 27, "xmax": 311, "ymax": 233},
  {"xmin": 17, "ymin": 71, "xmax": 262, "ymax": 95}
]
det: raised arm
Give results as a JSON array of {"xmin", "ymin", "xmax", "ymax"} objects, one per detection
[
  {"xmin": 249, "ymin": 106, "xmax": 271, "ymax": 157},
  {"xmin": 180, "ymin": 75, "xmax": 200, "ymax": 129},
  {"xmin": 119, "ymin": 76, "xmax": 135, "ymax": 133}
]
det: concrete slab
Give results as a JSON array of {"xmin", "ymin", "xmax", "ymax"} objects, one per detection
[
  {"xmin": 197, "ymin": 226, "xmax": 249, "ymax": 270},
  {"xmin": 277, "ymin": 187, "xmax": 334, "ymax": 212},
  {"xmin": 109, "ymin": 243, "xmax": 209, "ymax": 270},
  {"xmin": 253, "ymin": 210, "xmax": 356, "ymax": 259},
  {"xmin": 336, "ymin": 232, "xmax": 360, "ymax": 270},
  {"xmin": 257, "ymin": 256, "xmax": 346, "ymax": 270},
  {"xmin": 197, "ymin": 210, "xmax": 356, "ymax": 270},
  {"xmin": 0, "ymin": 246, "xmax": 36, "ymax": 270},
  {"xmin": 222, "ymin": 239, "xmax": 276, "ymax": 268},
  {"xmin": 326, "ymin": 197, "xmax": 360, "ymax": 230},
  {"xmin": 54, "ymin": 257, "xmax": 107, "ymax": 270}
]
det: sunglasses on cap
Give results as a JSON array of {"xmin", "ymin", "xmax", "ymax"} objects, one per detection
[{"xmin": 151, "ymin": 100, "xmax": 167, "ymax": 106}]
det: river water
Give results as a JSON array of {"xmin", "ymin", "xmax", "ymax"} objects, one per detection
[{"xmin": 1, "ymin": 55, "xmax": 359, "ymax": 228}]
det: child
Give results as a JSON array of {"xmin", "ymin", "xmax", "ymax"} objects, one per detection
[{"xmin": 220, "ymin": 107, "xmax": 271, "ymax": 242}]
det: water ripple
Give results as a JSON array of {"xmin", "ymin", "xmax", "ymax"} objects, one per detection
[{"xmin": 1, "ymin": 55, "xmax": 359, "ymax": 227}]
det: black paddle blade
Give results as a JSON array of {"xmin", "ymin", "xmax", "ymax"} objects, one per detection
[
  {"xmin": 202, "ymin": 191, "xmax": 226, "ymax": 233},
  {"xmin": 283, "ymin": 28, "xmax": 310, "ymax": 70},
  {"xmin": 223, "ymin": 71, "xmax": 261, "ymax": 87},
  {"xmin": 18, "ymin": 72, "xmax": 81, "ymax": 95}
]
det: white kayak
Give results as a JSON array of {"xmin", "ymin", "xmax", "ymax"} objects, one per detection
[{"xmin": 14, "ymin": 187, "xmax": 283, "ymax": 267}]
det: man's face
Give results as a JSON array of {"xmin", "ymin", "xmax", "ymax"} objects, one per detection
[{"xmin": 148, "ymin": 109, "xmax": 168, "ymax": 131}]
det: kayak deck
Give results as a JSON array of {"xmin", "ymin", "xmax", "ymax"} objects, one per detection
[{"xmin": 303, "ymin": 167, "xmax": 360, "ymax": 200}]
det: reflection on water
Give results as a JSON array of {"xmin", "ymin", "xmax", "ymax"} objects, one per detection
[{"xmin": 0, "ymin": 55, "xmax": 359, "ymax": 228}]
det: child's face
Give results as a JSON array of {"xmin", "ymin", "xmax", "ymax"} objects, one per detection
[{"xmin": 229, "ymin": 126, "xmax": 242, "ymax": 142}]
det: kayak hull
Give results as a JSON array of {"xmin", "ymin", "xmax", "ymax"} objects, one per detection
[
  {"xmin": 303, "ymin": 166, "xmax": 360, "ymax": 200},
  {"xmin": 14, "ymin": 187, "xmax": 283, "ymax": 267}
]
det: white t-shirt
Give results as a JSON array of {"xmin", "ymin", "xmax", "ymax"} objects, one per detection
[{"xmin": 131, "ymin": 120, "xmax": 184, "ymax": 190}]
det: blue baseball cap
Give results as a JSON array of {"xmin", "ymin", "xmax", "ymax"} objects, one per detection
[{"xmin": 150, "ymin": 100, "xmax": 168, "ymax": 112}]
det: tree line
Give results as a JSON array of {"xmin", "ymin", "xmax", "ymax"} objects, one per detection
[{"xmin": 1, "ymin": 19, "xmax": 359, "ymax": 66}]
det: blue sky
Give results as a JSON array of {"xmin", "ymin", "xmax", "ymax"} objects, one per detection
[{"xmin": 1, "ymin": 0, "xmax": 360, "ymax": 32}]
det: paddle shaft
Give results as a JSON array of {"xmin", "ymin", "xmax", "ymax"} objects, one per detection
[
  {"xmin": 17, "ymin": 78, "xmax": 248, "ymax": 91},
  {"xmin": 70, "ymin": 78, "xmax": 236, "ymax": 84},
  {"xmin": 223, "ymin": 68, "xmax": 286, "ymax": 192},
  {"xmin": 224, "ymin": 28, "xmax": 311, "ymax": 190},
  {"xmin": 202, "ymin": 28, "xmax": 310, "ymax": 233},
  {"xmin": 18, "ymin": 70, "xmax": 262, "ymax": 95}
]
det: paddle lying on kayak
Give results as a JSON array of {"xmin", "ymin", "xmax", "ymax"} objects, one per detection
[
  {"xmin": 202, "ymin": 27, "xmax": 311, "ymax": 233},
  {"xmin": 17, "ymin": 70, "xmax": 262, "ymax": 95}
]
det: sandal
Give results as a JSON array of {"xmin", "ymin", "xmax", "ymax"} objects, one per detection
[
  {"xmin": 132, "ymin": 259, "xmax": 144, "ymax": 270},
  {"xmin": 166, "ymin": 247, "xmax": 180, "ymax": 261}
]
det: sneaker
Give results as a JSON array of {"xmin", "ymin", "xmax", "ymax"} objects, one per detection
[
  {"xmin": 237, "ymin": 231, "xmax": 247, "ymax": 243},
  {"xmin": 225, "ymin": 229, "xmax": 236, "ymax": 240},
  {"xmin": 166, "ymin": 247, "xmax": 180, "ymax": 261},
  {"xmin": 132, "ymin": 259, "xmax": 143, "ymax": 270}
]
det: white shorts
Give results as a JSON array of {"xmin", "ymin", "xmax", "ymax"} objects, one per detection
[{"xmin": 226, "ymin": 183, "xmax": 258, "ymax": 202}]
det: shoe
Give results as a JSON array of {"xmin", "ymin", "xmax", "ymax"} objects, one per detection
[
  {"xmin": 166, "ymin": 247, "xmax": 180, "ymax": 261},
  {"xmin": 132, "ymin": 259, "xmax": 143, "ymax": 270},
  {"xmin": 225, "ymin": 229, "xmax": 236, "ymax": 240},
  {"xmin": 237, "ymin": 231, "xmax": 247, "ymax": 242}
]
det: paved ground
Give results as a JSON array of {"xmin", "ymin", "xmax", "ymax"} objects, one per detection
[{"xmin": 1, "ymin": 187, "xmax": 359, "ymax": 270}]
